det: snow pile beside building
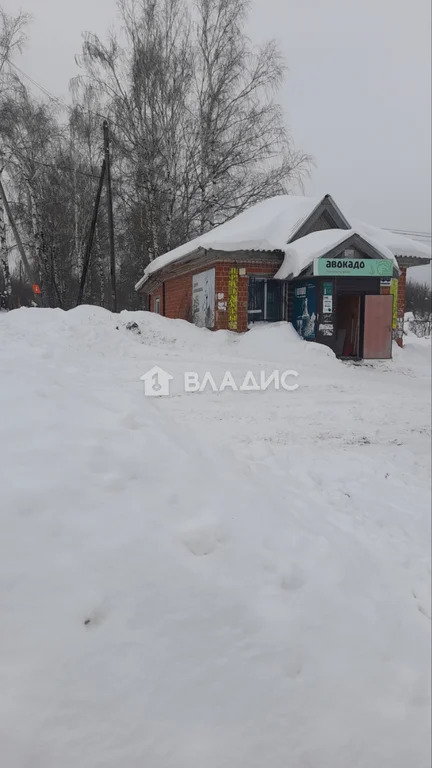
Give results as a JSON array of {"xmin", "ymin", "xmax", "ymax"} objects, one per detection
[{"xmin": 0, "ymin": 307, "xmax": 430, "ymax": 768}]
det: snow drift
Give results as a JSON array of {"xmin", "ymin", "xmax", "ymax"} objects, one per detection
[{"xmin": 0, "ymin": 307, "xmax": 430, "ymax": 768}]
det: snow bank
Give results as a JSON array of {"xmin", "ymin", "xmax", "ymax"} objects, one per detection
[{"xmin": 0, "ymin": 307, "xmax": 430, "ymax": 768}]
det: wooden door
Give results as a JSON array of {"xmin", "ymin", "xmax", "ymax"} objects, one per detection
[{"xmin": 363, "ymin": 295, "xmax": 393, "ymax": 359}]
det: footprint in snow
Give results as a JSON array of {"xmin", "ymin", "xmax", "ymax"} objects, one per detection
[
  {"xmin": 83, "ymin": 603, "xmax": 108, "ymax": 628},
  {"xmin": 285, "ymin": 648, "xmax": 305, "ymax": 679},
  {"xmin": 182, "ymin": 521, "xmax": 227, "ymax": 557},
  {"xmin": 280, "ymin": 565, "xmax": 305, "ymax": 592}
]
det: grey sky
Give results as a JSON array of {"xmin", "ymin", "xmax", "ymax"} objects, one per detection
[{"xmin": 4, "ymin": 0, "xmax": 431, "ymax": 279}]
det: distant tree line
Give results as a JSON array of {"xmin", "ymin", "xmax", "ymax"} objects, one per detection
[
  {"xmin": 404, "ymin": 280, "xmax": 431, "ymax": 337},
  {"xmin": 0, "ymin": 0, "xmax": 310, "ymax": 311},
  {"xmin": 405, "ymin": 280, "xmax": 431, "ymax": 318}
]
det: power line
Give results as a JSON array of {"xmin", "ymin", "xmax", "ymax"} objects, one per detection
[
  {"xmin": 3, "ymin": 59, "xmax": 432, "ymax": 246},
  {"xmin": 29, "ymin": 157, "xmax": 102, "ymax": 180},
  {"xmin": 2, "ymin": 62, "xmax": 110, "ymax": 181},
  {"xmin": 6, "ymin": 60, "xmax": 112, "ymax": 125},
  {"xmin": 384, "ymin": 228, "xmax": 431, "ymax": 239},
  {"xmin": 8, "ymin": 61, "xmax": 69, "ymax": 110}
]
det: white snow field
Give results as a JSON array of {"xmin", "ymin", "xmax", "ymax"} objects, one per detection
[{"xmin": 0, "ymin": 307, "xmax": 430, "ymax": 768}]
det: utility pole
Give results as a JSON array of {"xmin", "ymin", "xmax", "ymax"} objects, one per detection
[
  {"xmin": 76, "ymin": 158, "xmax": 106, "ymax": 306},
  {"xmin": 103, "ymin": 120, "xmax": 117, "ymax": 312},
  {"xmin": 0, "ymin": 173, "xmax": 34, "ymax": 283}
]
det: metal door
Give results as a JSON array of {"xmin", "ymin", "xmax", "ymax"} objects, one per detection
[{"xmin": 363, "ymin": 295, "xmax": 393, "ymax": 359}]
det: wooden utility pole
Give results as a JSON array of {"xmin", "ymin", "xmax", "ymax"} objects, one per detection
[
  {"xmin": 0, "ymin": 173, "xmax": 34, "ymax": 283},
  {"xmin": 76, "ymin": 158, "xmax": 106, "ymax": 306},
  {"xmin": 103, "ymin": 120, "xmax": 117, "ymax": 312}
]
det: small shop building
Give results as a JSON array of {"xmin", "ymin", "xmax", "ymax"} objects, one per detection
[{"xmin": 135, "ymin": 194, "xmax": 431, "ymax": 359}]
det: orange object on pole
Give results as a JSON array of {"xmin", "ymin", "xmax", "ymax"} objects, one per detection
[{"xmin": 32, "ymin": 284, "xmax": 41, "ymax": 295}]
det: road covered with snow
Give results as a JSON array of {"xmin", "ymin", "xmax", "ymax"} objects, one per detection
[{"xmin": 0, "ymin": 307, "xmax": 430, "ymax": 768}]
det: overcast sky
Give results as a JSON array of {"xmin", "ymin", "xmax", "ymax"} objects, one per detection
[{"xmin": 4, "ymin": 0, "xmax": 431, "ymax": 278}]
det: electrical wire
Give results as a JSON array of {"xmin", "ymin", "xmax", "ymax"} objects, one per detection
[
  {"xmin": 3, "ymin": 63, "xmax": 432, "ymax": 242},
  {"xmin": 6, "ymin": 60, "xmax": 114, "ymax": 125},
  {"xmin": 383, "ymin": 228, "xmax": 431, "ymax": 239}
]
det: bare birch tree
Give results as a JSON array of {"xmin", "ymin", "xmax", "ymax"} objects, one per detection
[
  {"xmin": 0, "ymin": 8, "xmax": 29, "ymax": 76},
  {"xmin": 193, "ymin": 0, "xmax": 309, "ymax": 230},
  {"xmin": 0, "ymin": 197, "xmax": 11, "ymax": 305},
  {"xmin": 0, "ymin": 0, "xmax": 310, "ymax": 310}
]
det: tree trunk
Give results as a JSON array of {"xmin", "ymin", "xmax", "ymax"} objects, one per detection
[
  {"xmin": 0, "ymin": 198, "xmax": 12, "ymax": 307},
  {"xmin": 27, "ymin": 180, "xmax": 49, "ymax": 305}
]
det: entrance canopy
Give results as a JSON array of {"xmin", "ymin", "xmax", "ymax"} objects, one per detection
[{"xmin": 273, "ymin": 229, "xmax": 399, "ymax": 281}]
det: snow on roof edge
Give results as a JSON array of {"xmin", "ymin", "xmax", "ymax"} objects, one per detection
[
  {"xmin": 273, "ymin": 229, "xmax": 399, "ymax": 281},
  {"xmin": 134, "ymin": 196, "xmax": 431, "ymax": 291},
  {"xmin": 135, "ymin": 195, "xmax": 323, "ymax": 290}
]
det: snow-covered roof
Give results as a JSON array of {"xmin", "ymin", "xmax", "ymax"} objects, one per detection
[
  {"xmin": 135, "ymin": 195, "xmax": 323, "ymax": 290},
  {"xmin": 135, "ymin": 194, "xmax": 431, "ymax": 290},
  {"xmin": 273, "ymin": 229, "xmax": 399, "ymax": 280},
  {"xmin": 353, "ymin": 220, "xmax": 431, "ymax": 261}
]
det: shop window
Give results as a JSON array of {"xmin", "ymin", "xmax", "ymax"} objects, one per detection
[{"xmin": 248, "ymin": 278, "xmax": 283, "ymax": 323}]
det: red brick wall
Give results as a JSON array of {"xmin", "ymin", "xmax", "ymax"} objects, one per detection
[
  {"xmin": 150, "ymin": 287, "xmax": 163, "ymax": 313},
  {"xmin": 395, "ymin": 267, "xmax": 407, "ymax": 347},
  {"xmin": 148, "ymin": 260, "xmax": 281, "ymax": 331},
  {"xmin": 163, "ymin": 272, "xmax": 193, "ymax": 322},
  {"xmin": 397, "ymin": 267, "xmax": 407, "ymax": 319},
  {"xmin": 214, "ymin": 262, "xmax": 280, "ymax": 331}
]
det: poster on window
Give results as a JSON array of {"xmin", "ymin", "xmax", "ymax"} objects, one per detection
[
  {"xmin": 192, "ymin": 268, "xmax": 215, "ymax": 329},
  {"xmin": 293, "ymin": 282, "xmax": 316, "ymax": 340}
]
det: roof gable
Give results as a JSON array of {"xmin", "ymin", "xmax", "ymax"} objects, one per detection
[
  {"xmin": 289, "ymin": 194, "xmax": 350, "ymax": 242},
  {"xmin": 273, "ymin": 229, "xmax": 399, "ymax": 280}
]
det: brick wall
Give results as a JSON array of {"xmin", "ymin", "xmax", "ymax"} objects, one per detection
[
  {"xmin": 150, "ymin": 287, "xmax": 163, "ymax": 313},
  {"xmin": 147, "ymin": 259, "xmax": 281, "ymax": 331},
  {"xmin": 163, "ymin": 272, "xmax": 194, "ymax": 322},
  {"xmin": 215, "ymin": 262, "xmax": 279, "ymax": 331},
  {"xmin": 397, "ymin": 267, "xmax": 407, "ymax": 319},
  {"xmin": 395, "ymin": 267, "xmax": 407, "ymax": 347}
]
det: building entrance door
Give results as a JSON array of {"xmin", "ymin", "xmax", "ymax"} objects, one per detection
[
  {"xmin": 336, "ymin": 294, "xmax": 361, "ymax": 357},
  {"xmin": 363, "ymin": 295, "xmax": 393, "ymax": 359}
]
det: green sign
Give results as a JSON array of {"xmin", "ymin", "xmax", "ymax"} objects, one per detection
[
  {"xmin": 323, "ymin": 282, "xmax": 333, "ymax": 295},
  {"xmin": 314, "ymin": 257, "xmax": 393, "ymax": 277}
]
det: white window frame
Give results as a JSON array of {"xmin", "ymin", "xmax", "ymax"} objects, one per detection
[{"xmin": 153, "ymin": 296, "xmax": 161, "ymax": 314}]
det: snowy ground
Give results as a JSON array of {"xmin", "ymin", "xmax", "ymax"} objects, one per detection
[{"xmin": 0, "ymin": 307, "xmax": 430, "ymax": 768}]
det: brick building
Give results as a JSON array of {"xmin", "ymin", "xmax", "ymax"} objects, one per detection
[{"xmin": 135, "ymin": 195, "xmax": 431, "ymax": 359}]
